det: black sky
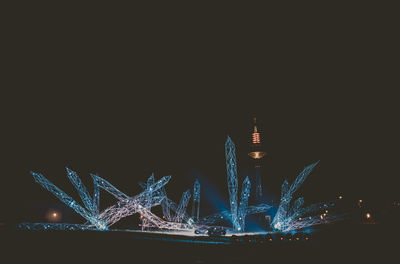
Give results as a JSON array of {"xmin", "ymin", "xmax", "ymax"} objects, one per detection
[{"xmin": 1, "ymin": 3, "xmax": 399, "ymax": 224}]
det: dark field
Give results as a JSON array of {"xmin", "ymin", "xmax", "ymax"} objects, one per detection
[{"xmin": 1, "ymin": 223, "xmax": 398, "ymax": 264}]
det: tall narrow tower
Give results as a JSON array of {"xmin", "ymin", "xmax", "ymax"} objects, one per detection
[{"xmin": 248, "ymin": 117, "xmax": 266, "ymax": 204}]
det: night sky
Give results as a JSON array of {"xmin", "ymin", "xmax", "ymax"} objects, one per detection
[{"xmin": 1, "ymin": 3, "xmax": 399, "ymax": 225}]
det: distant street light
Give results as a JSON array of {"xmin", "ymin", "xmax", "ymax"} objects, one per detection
[
  {"xmin": 46, "ymin": 210, "xmax": 61, "ymax": 222},
  {"xmin": 365, "ymin": 212, "xmax": 372, "ymax": 219}
]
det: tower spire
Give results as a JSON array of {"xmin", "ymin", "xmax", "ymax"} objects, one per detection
[
  {"xmin": 248, "ymin": 117, "xmax": 266, "ymax": 159},
  {"xmin": 248, "ymin": 117, "xmax": 267, "ymax": 206}
]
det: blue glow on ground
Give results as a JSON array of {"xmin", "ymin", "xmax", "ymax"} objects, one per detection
[
  {"xmin": 147, "ymin": 237, "xmax": 231, "ymax": 245},
  {"xmin": 187, "ymin": 170, "xmax": 230, "ymax": 217}
]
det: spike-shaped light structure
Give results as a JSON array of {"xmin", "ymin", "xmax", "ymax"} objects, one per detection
[
  {"xmin": 225, "ymin": 136, "xmax": 240, "ymax": 230},
  {"xmin": 31, "ymin": 170, "xmax": 108, "ymax": 230},
  {"xmin": 160, "ymin": 188, "xmax": 172, "ymax": 221},
  {"xmin": 142, "ymin": 174, "xmax": 155, "ymax": 230},
  {"xmin": 174, "ymin": 190, "xmax": 191, "ymax": 223},
  {"xmin": 139, "ymin": 178, "xmax": 173, "ymax": 222},
  {"xmin": 27, "ymin": 169, "xmax": 174, "ymax": 231},
  {"xmin": 225, "ymin": 136, "xmax": 255, "ymax": 231},
  {"xmin": 66, "ymin": 168, "xmax": 95, "ymax": 214},
  {"xmin": 191, "ymin": 179, "xmax": 201, "ymax": 222},
  {"xmin": 20, "ymin": 137, "xmax": 347, "ymax": 233},
  {"xmin": 272, "ymin": 161, "xmax": 322, "ymax": 231},
  {"xmin": 139, "ymin": 175, "xmax": 192, "ymax": 223},
  {"xmin": 238, "ymin": 176, "xmax": 251, "ymax": 231}
]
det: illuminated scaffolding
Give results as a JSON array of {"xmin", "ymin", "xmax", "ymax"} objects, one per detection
[
  {"xmin": 271, "ymin": 161, "xmax": 346, "ymax": 231},
  {"xmin": 192, "ymin": 179, "xmax": 200, "ymax": 222},
  {"xmin": 225, "ymin": 136, "xmax": 239, "ymax": 230},
  {"xmin": 271, "ymin": 161, "xmax": 319, "ymax": 230},
  {"xmin": 238, "ymin": 176, "xmax": 251, "ymax": 231},
  {"xmin": 174, "ymin": 190, "xmax": 191, "ymax": 223},
  {"xmin": 19, "ymin": 137, "xmax": 346, "ymax": 234},
  {"xmin": 142, "ymin": 174, "xmax": 155, "ymax": 230},
  {"xmin": 24, "ymin": 169, "xmax": 183, "ymax": 231},
  {"xmin": 139, "ymin": 175, "xmax": 191, "ymax": 224},
  {"xmin": 225, "ymin": 136, "xmax": 258, "ymax": 231}
]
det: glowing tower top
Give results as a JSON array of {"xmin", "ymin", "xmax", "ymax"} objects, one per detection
[{"xmin": 248, "ymin": 117, "xmax": 266, "ymax": 161}]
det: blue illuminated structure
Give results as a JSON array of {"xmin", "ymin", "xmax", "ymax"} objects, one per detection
[
  {"xmin": 272, "ymin": 162, "xmax": 318, "ymax": 230},
  {"xmin": 174, "ymin": 190, "xmax": 191, "ymax": 223},
  {"xmin": 20, "ymin": 136, "xmax": 346, "ymax": 234},
  {"xmin": 142, "ymin": 174, "xmax": 155, "ymax": 230},
  {"xmin": 31, "ymin": 170, "xmax": 108, "ymax": 230},
  {"xmin": 26, "ymin": 169, "xmax": 181, "ymax": 231},
  {"xmin": 225, "ymin": 136, "xmax": 257, "ymax": 231},
  {"xmin": 139, "ymin": 175, "xmax": 193, "ymax": 225},
  {"xmin": 238, "ymin": 176, "xmax": 251, "ymax": 231},
  {"xmin": 271, "ymin": 161, "xmax": 346, "ymax": 231},
  {"xmin": 271, "ymin": 162, "xmax": 319, "ymax": 231},
  {"xmin": 225, "ymin": 136, "xmax": 239, "ymax": 230},
  {"xmin": 192, "ymin": 179, "xmax": 201, "ymax": 221},
  {"xmin": 198, "ymin": 204, "xmax": 272, "ymax": 225}
]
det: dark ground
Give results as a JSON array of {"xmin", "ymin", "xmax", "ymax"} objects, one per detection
[{"xmin": 2, "ymin": 223, "xmax": 399, "ymax": 264}]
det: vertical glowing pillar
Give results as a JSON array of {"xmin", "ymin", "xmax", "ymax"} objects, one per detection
[
  {"xmin": 225, "ymin": 136, "xmax": 240, "ymax": 231},
  {"xmin": 174, "ymin": 190, "xmax": 191, "ymax": 223},
  {"xmin": 238, "ymin": 176, "xmax": 251, "ymax": 231},
  {"xmin": 191, "ymin": 179, "xmax": 200, "ymax": 222},
  {"xmin": 142, "ymin": 174, "xmax": 155, "ymax": 230}
]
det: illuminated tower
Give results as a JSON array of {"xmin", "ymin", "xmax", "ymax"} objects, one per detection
[{"xmin": 248, "ymin": 117, "xmax": 266, "ymax": 204}]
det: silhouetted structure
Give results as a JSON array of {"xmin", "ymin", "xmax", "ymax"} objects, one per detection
[
  {"xmin": 248, "ymin": 117, "xmax": 266, "ymax": 204},
  {"xmin": 248, "ymin": 118, "xmax": 269, "ymax": 229}
]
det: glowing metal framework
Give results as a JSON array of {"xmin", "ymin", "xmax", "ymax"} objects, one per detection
[
  {"xmin": 238, "ymin": 176, "xmax": 251, "ymax": 231},
  {"xmin": 271, "ymin": 161, "xmax": 346, "ymax": 232},
  {"xmin": 174, "ymin": 190, "xmax": 191, "ymax": 223},
  {"xmin": 192, "ymin": 179, "xmax": 200, "ymax": 222},
  {"xmin": 25, "ymin": 169, "xmax": 193, "ymax": 231},
  {"xmin": 225, "ymin": 136, "xmax": 254, "ymax": 231},
  {"xmin": 19, "ymin": 136, "xmax": 346, "ymax": 234},
  {"xmin": 225, "ymin": 136, "xmax": 239, "ymax": 230}
]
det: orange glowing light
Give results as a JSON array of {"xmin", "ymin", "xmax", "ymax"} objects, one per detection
[
  {"xmin": 252, "ymin": 132, "xmax": 261, "ymax": 144},
  {"xmin": 366, "ymin": 213, "xmax": 371, "ymax": 219},
  {"xmin": 46, "ymin": 210, "xmax": 61, "ymax": 222}
]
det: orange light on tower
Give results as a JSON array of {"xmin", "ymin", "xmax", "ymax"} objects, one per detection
[
  {"xmin": 248, "ymin": 118, "xmax": 266, "ymax": 160},
  {"xmin": 248, "ymin": 117, "xmax": 267, "ymax": 206},
  {"xmin": 252, "ymin": 130, "xmax": 261, "ymax": 144}
]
